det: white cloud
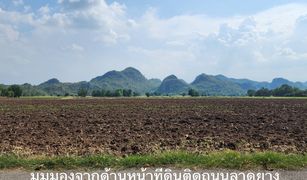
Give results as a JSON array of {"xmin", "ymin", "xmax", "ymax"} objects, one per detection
[
  {"xmin": 38, "ymin": 5, "xmax": 50, "ymax": 15},
  {"xmin": 139, "ymin": 8, "xmax": 242, "ymax": 41},
  {"xmin": 63, "ymin": 43, "xmax": 84, "ymax": 52},
  {"xmin": 253, "ymin": 3, "xmax": 307, "ymax": 35},
  {"xmin": 1, "ymin": 2, "xmax": 307, "ymax": 83},
  {"xmin": 45, "ymin": 0, "xmax": 129, "ymax": 45},
  {"xmin": 71, "ymin": 43, "xmax": 84, "ymax": 51}
]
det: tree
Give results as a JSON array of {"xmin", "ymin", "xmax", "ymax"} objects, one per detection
[
  {"xmin": 78, "ymin": 88, "xmax": 88, "ymax": 97},
  {"xmin": 252, "ymin": 84, "xmax": 307, "ymax": 97},
  {"xmin": 133, "ymin": 92, "xmax": 140, "ymax": 97},
  {"xmin": 255, "ymin": 88, "xmax": 271, "ymax": 97},
  {"xmin": 153, "ymin": 92, "xmax": 161, "ymax": 96},
  {"xmin": 7, "ymin": 91, "xmax": 14, "ymax": 97},
  {"xmin": 271, "ymin": 84, "xmax": 303, "ymax": 97},
  {"xmin": 100, "ymin": 89, "xmax": 106, "ymax": 97},
  {"xmin": 201, "ymin": 93, "xmax": 208, "ymax": 96},
  {"xmin": 8, "ymin": 85, "xmax": 22, "ymax": 97},
  {"xmin": 188, "ymin": 89, "xmax": 199, "ymax": 97},
  {"xmin": 114, "ymin": 89, "xmax": 123, "ymax": 97},
  {"xmin": 247, "ymin": 89, "xmax": 256, "ymax": 97},
  {"xmin": 145, "ymin": 92, "xmax": 150, "ymax": 97},
  {"xmin": 92, "ymin": 90, "xmax": 102, "ymax": 97},
  {"xmin": 0, "ymin": 86, "xmax": 3, "ymax": 96},
  {"xmin": 0, "ymin": 88, "xmax": 8, "ymax": 97},
  {"xmin": 123, "ymin": 89, "xmax": 132, "ymax": 97},
  {"xmin": 272, "ymin": 84, "xmax": 292, "ymax": 96},
  {"xmin": 105, "ymin": 90, "xmax": 112, "ymax": 97}
]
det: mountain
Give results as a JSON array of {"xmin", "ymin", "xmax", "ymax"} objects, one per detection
[
  {"xmin": 191, "ymin": 74, "xmax": 245, "ymax": 96},
  {"xmin": 41, "ymin": 78, "xmax": 60, "ymax": 85},
  {"xmin": 90, "ymin": 67, "xmax": 160, "ymax": 93},
  {"xmin": 148, "ymin": 78, "xmax": 162, "ymax": 89},
  {"xmin": 215, "ymin": 75, "xmax": 269, "ymax": 91},
  {"xmin": 38, "ymin": 79, "xmax": 90, "ymax": 96},
  {"xmin": 270, "ymin": 78, "xmax": 293, "ymax": 89},
  {"xmin": 2, "ymin": 67, "xmax": 307, "ymax": 96},
  {"xmin": 215, "ymin": 76, "xmax": 307, "ymax": 91},
  {"xmin": 269, "ymin": 78, "xmax": 306, "ymax": 90},
  {"xmin": 20, "ymin": 83, "xmax": 47, "ymax": 96},
  {"xmin": 156, "ymin": 75, "xmax": 190, "ymax": 95}
]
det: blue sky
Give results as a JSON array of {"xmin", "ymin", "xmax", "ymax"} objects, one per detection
[{"xmin": 1, "ymin": 0, "xmax": 307, "ymax": 84}]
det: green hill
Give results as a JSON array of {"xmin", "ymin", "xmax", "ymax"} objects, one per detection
[
  {"xmin": 156, "ymin": 75, "xmax": 190, "ymax": 95},
  {"xmin": 191, "ymin": 74, "xmax": 245, "ymax": 96},
  {"xmin": 90, "ymin": 67, "xmax": 161, "ymax": 94},
  {"xmin": 2, "ymin": 67, "xmax": 307, "ymax": 96},
  {"xmin": 38, "ymin": 79, "xmax": 90, "ymax": 96}
]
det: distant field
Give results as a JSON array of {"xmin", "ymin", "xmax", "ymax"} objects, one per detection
[
  {"xmin": 0, "ymin": 98, "xmax": 306, "ymax": 169},
  {"xmin": 18, "ymin": 95, "xmax": 307, "ymax": 100}
]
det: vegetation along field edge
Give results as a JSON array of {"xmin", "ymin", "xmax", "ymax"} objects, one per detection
[{"xmin": 0, "ymin": 151, "xmax": 306, "ymax": 171}]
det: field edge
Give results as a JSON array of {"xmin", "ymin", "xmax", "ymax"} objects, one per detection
[{"xmin": 0, "ymin": 151, "xmax": 306, "ymax": 171}]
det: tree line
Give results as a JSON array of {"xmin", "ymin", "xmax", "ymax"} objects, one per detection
[
  {"xmin": 2, "ymin": 84, "xmax": 306, "ymax": 98},
  {"xmin": 0, "ymin": 85, "xmax": 23, "ymax": 98},
  {"xmin": 77, "ymin": 88, "xmax": 141, "ymax": 97},
  {"xmin": 139, "ymin": 89, "xmax": 202, "ymax": 97},
  {"xmin": 77, "ymin": 88, "xmax": 203, "ymax": 97},
  {"xmin": 247, "ymin": 84, "xmax": 307, "ymax": 97}
]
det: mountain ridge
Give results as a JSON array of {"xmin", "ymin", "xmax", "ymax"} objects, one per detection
[{"xmin": 2, "ymin": 67, "xmax": 307, "ymax": 96}]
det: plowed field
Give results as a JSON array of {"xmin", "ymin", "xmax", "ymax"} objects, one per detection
[{"xmin": 0, "ymin": 98, "xmax": 306, "ymax": 155}]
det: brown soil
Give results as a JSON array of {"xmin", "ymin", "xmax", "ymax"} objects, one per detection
[{"xmin": 0, "ymin": 98, "xmax": 306, "ymax": 155}]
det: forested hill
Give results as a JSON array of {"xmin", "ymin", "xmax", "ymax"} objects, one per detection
[{"xmin": 0, "ymin": 67, "xmax": 306, "ymax": 96}]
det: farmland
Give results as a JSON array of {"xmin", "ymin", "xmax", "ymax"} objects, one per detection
[{"xmin": 0, "ymin": 98, "xmax": 306, "ymax": 156}]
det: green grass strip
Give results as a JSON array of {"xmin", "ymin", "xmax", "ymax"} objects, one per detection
[{"xmin": 0, "ymin": 151, "xmax": 306, "ymax": 170}]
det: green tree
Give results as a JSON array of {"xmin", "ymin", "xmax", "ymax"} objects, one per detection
[
  {"xmin": 92, "ymin": 90, "xmax": 102, "ymax": 97},
  {"xmin": 1, "ymin": 88, "xmax": 8, "ymax": 97},
  {"xmin": 114, "ymin": 89, "xmax": 123, "ymax": 97},
  {"xmin": 100, "ymin": 89, "xmax": 106, "ymax": 97},
  {"xmin": 7, "ymin": 91, "xmax": 14, "ymax": 97},
  {"xmin": 123, "ymin": 89, "xmax": 133, "ymax": 97},
  {"xmin": 145, "ymin": 92, "xmax": 150, "ymax": 97},
  {"xmin": 273, "ymin": 84, "xmax": 301, "ymax": 97},
  {"xmin": 8, "ymin": 85, "xmax": 22, "ymax": 97},
  {"xmin": 105, "ymin": 90, "xmax": 112, "ymax": 97},
  {"xmin": 255, "ymin": 88, "xmax": 271, "ymax": 97},
  {"xmin": 78, "ymin": 88, "xmax": 88, "ymax": 97},
  {"xmin": 201, "ymin": 93, "xmax": 208, "ymax": 96},
  {"xmin": 247, "ymin": 89, "xmax": 256, "ymax": 97},
  {"xmin": 188, "ymin": 89, "xmax": 199, "ymax": 97},
  {"xmin": 0, "ymin": 86, "xmax": 3, "ymax": 96}
]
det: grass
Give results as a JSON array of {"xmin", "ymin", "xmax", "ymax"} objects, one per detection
[{"xmin": 0, "ymin": 151, "xmax": 306, "ymax": 171}]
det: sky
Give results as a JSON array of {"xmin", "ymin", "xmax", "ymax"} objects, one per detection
[{"xmin": 1, "ymin": 0, "xmax": 307, "ymax": 84}]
